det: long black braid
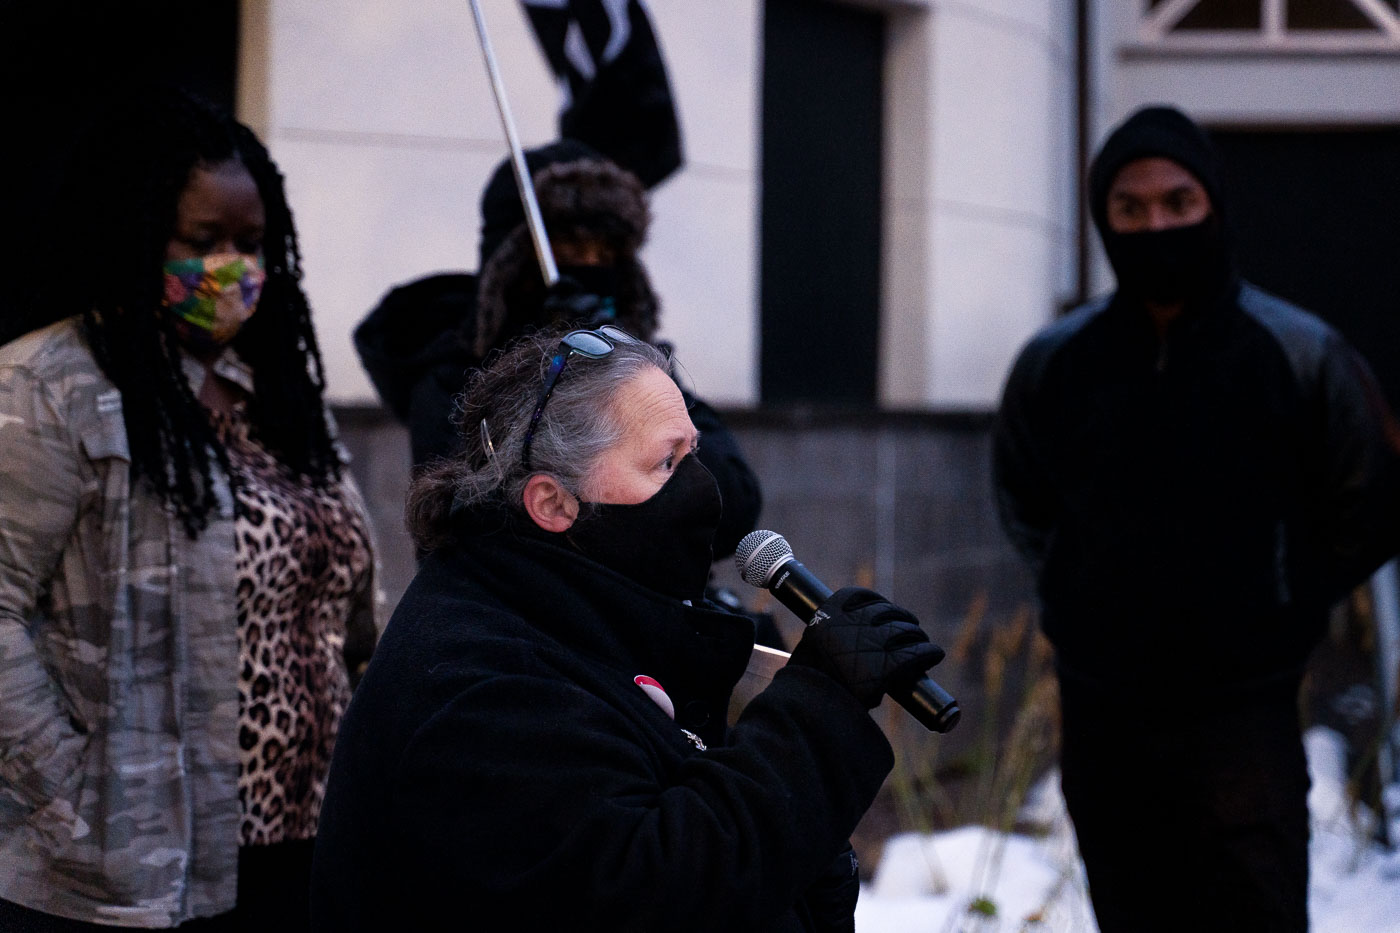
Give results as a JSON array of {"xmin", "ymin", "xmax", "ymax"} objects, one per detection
[{"xmin": 21, "ymin": 85, "xmax": 340, "ymax": 537}]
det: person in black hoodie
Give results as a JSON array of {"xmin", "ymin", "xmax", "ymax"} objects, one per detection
[
  {"xmin": 353, "ymin": 141, "xmax": 763, "ymax": 565},
  {"xmin": 311, "ymin": 325, "xmax": 945, "ymax": 932},
  {"xmin": 993, "ymin": 105, "xmax": 1400, "ymax": 931}
]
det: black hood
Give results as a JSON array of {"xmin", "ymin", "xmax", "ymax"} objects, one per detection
[
  {"xmin": 1088, "ymin": 105, "xmax": 1228, "ymax": 241},
  {"xmin": 352, "ymin": 272, "xmax": 478, "ymax": 422},
  {"xmin": 1087, "ymin": 105, "xmax": 1236, "ymax": 308}
]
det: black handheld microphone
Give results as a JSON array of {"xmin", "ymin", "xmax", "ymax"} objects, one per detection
[{"xmin": 735, "ymin": 530, "xmax": 961, "ymax": 733}]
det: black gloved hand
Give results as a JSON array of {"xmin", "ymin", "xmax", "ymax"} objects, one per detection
[
  {"xmin": 541, "ymin": 274, "xmax": 615, "ymax": 328},
  {"xmin": 789, "ymin": 586, "xmax": 945, "ymax": 709}
]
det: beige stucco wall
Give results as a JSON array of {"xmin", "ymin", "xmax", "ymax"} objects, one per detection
[
  {"xmin": 240, "ymin": 0, "xmax": 1075, "ymax": 410},
  {"xmin": 880, "ymin": 1, "xmax": 1077, "ymax": 407},
  {"xmin": 1087, "ymin": 2, "xmax": 1400, "ymax": 294}
]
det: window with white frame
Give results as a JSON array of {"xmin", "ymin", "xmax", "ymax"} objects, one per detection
[{"xmin": 1137, "ymin": 0, "xmax": 1400, "ymax": 51}]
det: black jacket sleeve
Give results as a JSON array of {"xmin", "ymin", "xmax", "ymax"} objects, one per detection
[
  {"xmin": 352, "ymin": 274, "xmax": 477, "ymax": 416},
  {"xmin": 352, "ymin": 273, "xmax": 484, "ymax": 469},
  {"xmin": 1306, "ymin": 334, "xmax": 1400, "ymax": 603},
  {"xmin": 405, "ymin": 360, "xmax": 471, "ymax": 468},
  {"xmin": 386, "ymin": 665, "xmax": 891, "ymax": 932},
  {"xmin": 992, "ymin": 339, "xmax": 1059, "ymax": 573}
]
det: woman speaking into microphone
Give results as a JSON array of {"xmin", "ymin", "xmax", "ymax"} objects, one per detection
[{"xmin": 311, "ymin": 325, "xmax": 944, "ymax": 932}]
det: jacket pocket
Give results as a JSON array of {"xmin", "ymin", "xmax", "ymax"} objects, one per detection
[
  {"xmin": 24, "ymin": 728, "xmax": 93, "ymax": 859},
  {"xmin": 46, "ymin": 730, "xmax": 188, "ymax": 907},
  {"xmin": 78, "ymin": 391, "xmax": 129, "ymax": 464}
]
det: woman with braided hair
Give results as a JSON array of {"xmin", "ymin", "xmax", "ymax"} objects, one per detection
[{"xmin": 0, "ymin": 86, "xmax": 380, "ymax": 929}]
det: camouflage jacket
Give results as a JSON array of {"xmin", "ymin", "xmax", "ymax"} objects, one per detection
[{"xmin": 0, "ymin": 318, "xmax": 381, "ymax": 926}]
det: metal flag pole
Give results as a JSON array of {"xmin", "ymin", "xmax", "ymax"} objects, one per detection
[{"xmin": 467, "ymin": 0, "xmax": 559, "ymax": 286}]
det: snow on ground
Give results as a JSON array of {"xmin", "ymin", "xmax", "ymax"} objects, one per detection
[{"xmin": 856, "ymin": 726, "xmax": 1400, "ymax": 932}]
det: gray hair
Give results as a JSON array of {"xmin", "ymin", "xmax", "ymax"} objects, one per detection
[{"xmin": 407, "ymin": 325, "xmax": 671, "ymax": 551}]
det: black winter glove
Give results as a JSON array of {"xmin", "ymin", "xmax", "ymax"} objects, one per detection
[
  {"xmin": 789, "ymin": 586, "xmax": 945, "ymax": 710},
  {"xmin": 541, "ymin": 274, "xmax": 615, "ymax": 328}
]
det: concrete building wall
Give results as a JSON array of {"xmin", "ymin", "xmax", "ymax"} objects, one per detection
[
  {"xmin": 238, "ymin": 0, "xmax": 1076, "ymax": 412},
  {"xmin": 242, "ymin": 2, "xmax": 1075, "ymax": 718},
  {"xmin": 1092, "ymin": 3, "xmax": 1400, "ymax": 144},
  {"xmin": 629, "ymin": 1, "xmax": 764, "ymax": 408},
  {"xmin": 1088, "ymin": 1, "xmax": 1400, "ymax": 293},
  {"xmin": 238, "ymin": 0, "xmax": 763, "ymax": 408},
  {"xmin": 909, "ymin": 1, "xmax": 1077, "ymax": 407},
  {"xmin": 241, "ymin": 3, "xmax": 1399, "ymax": 413}
]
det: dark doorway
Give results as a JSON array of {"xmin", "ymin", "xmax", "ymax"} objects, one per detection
[
  {"xmin": 1214, "ymin": 124, "xmax": 1400, "ymax": 842},
  {"xmin": 1212, "ymin": 128, "xmax": 1400, "ymax": 411},
  {"xmin": 1, "ymin": 0, "xmax": 242, "ymax": 340},
  {"xmin": 760, "ymin": 0, "xmax": 884, "ymax": 407}
]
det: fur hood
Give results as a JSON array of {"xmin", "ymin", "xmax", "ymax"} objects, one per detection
[{"xmin": 472, "ymin": 156, "xmax": 659, "ymax": 359}]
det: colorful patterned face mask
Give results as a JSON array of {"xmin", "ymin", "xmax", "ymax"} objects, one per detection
[{"xmin": 162, "ymin": 252, "xmax": 266, "ymax": 352}]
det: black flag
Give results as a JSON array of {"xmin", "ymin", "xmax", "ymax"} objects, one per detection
[{"xmin": 520, "ymin": 0, "xmax": 683, "ymax": 188}]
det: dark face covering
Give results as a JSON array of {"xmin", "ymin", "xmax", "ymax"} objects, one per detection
[
  {"xmin": 1087, "ymin": 107, "xmax": 1237, "ymax": 312},
  {"xmin": 1102, "ymin": 215, "xmax": 1232, "ymax": 307},
  {"xmin": 566, "ymin": 454, "xmax": 722, "ymax": 602},
  {"xmin": 552, "ymin": 264, "xmax": 620, "ymax": 325}
]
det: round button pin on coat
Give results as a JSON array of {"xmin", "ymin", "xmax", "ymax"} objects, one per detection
[{"xmin": 633, "ymin": 675, "xmax": 674, "ymax": 719}]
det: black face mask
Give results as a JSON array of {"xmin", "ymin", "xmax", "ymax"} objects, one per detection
[
  {"xmin": 566, "ymin": 454, "xmax": 722, "ymax": 602},
  {"xmin": 552, "ymin": 264, "xmax": 620, "ymax": 325},
  {"xmin": 1102, "ymin": 216, "xmax": 1231, "ymax": 306}
]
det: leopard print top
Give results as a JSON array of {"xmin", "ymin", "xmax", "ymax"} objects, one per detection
[{"xmin": 214, "ymin": 408, "xmax": 372, "ymax": 846}]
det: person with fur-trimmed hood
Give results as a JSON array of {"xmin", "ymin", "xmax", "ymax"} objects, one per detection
[{"xmin": 354, "ymin": 140, "xmax": 763, "ymax": 563}]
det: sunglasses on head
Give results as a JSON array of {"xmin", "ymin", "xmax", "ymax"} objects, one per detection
[{"xmin": 520, "ymin": 324, "xmax": 642, "ymax": 471}]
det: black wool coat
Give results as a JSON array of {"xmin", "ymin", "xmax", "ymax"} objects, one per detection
[{"xmin": 310, "ymin": 521, "xmax": 892, "ymax": 932}]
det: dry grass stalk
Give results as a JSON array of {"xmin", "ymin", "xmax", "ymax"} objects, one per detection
[{"xmin": 884, "ymin": 594, "xmax": 1064, "ymax": 919}]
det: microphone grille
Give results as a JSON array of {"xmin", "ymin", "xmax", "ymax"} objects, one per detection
[{"xmin": 735, "ymin": 530, "xmax": 793, "ymax": 588}]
